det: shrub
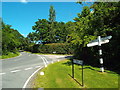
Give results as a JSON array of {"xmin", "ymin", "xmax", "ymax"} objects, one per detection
[{"xmin": 31, "ymin": 43, "xmax": 74, "ymax": 54}]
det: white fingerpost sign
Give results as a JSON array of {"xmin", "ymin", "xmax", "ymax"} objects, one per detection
[{"xmin": 87, "ymin": 36, "xmax": 112, "ymax": 72}]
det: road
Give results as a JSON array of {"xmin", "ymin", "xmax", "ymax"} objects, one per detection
[{"xmin": 0, "ymin": 52, "xmax": 71, "ymax": 89}]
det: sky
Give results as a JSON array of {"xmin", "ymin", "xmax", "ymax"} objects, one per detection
[{"xmin": 2, "ymin": 1, "xmax": 92, "ymax": 37}]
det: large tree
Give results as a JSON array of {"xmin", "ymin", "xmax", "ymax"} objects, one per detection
[
  {"xmin": 2, "ymin": 21, "xmax": 26, "ymax": 54},
  {"xmin": 69, "ymin": 2, "xmax": 120, "ymax": 72},
  {"xmin": 49, "ymin": 5, "xmax": 56, "ymax": 23}
]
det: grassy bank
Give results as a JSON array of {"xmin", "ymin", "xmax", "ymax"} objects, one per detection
[
  {"xmin": 0, "ymin": 52, "xmax": 20, "ymax": 59},
  {"xmin": 33, "ymin": 53, "xmax": 72, "ymax": 55},
  {"xmin": 32, "ymin": 60, "xmax": 119, "ymax": 88},
  {"xmin": 25, "ymin": 51, "xmax": 72, "ymax": 55}
]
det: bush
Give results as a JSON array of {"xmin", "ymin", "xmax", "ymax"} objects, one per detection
[{"xmin": 31, "ymin": 43, "xmax": 74, "ymax": 54}]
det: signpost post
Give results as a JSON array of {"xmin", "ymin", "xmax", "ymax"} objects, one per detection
[
  {"xmin": 72, "ymin": 59, "xmax": 84, "ymax": 87},
  {"xmin": 87, "ymin": 36, "xmax": 112, "ymax": 72}
]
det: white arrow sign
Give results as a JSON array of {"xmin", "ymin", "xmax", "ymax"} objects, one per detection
[
  {"xmin": 87, "ymin": 36, "xmax": 112, "ymax": 47},
  {"xmin": 87, "ymin": 39, "xmax": 109, "ymax": 47},
  {"xmin": 87, "ymin": 36, "xmax": 112, "ymax": 72}
]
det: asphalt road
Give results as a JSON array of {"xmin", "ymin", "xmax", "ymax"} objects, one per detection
[{"xmin": 0, "ymin": 52, "xmax": 71, "ymax": 89}]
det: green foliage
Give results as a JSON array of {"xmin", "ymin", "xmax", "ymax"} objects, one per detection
[
  {"xmin": 71, "ymin": 2, "xmax": 120, "ymax": 73},
  {"xmin": 0, "ymin": 18, "xmax": 2, "ymax": 56},
  {"xmin": 30, "ymin": 43, "xmax": 74, "ymax": 54},
  {"xmin": 1, "ymin": 21, "xmax": 27, "ymax": 55},
  {"xmin": 26, "ymin": 3, "xmax": 120, "ymax": 72},
  {"xmin": 27, "ymin": 32, "xmax": 38, "ymax": 44},
  {"xmin": 1, "ymin": 52, "xmax": 19, "ymax": 59},
  {"xmin": 32, "ymin": 19, "xmax": 68, "ymax": 43},
  {"xmin": 49, "ymin": 5, "xmax": 56, "ymax": 23}
]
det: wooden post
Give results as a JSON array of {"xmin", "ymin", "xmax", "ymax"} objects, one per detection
[{"xmin": 98, "ymin": 36, "xmax": 104, "ymax": 72}]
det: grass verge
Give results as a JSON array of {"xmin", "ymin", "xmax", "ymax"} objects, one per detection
[
  {"xmin": 0, "ymin": 52, "xmax": 20, "ymax": 59},
  {"xmin": 32, "ymin": 59, "xmax": 119, "ymax": 88},
  {"xmin": 33, "ymin": 53, "xmax": 72, "ymax": 55},
  {"xmin": 24, "ymin": 51, "xmax": 73, "ymax": 56}
]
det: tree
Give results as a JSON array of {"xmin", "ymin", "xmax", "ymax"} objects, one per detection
[
  {"xmin": 69, "ymin": 2, "xmax": 120, "ymax": 72},
  {"xmin": 2, "ymin": 21, "xmax": 26, "ymax": 54},
  {"xmin": 27, "ymin": 32, "xmax": 39, "ymax": 44},
  {"xmin": 49, "ymin": 5, "xmax": 56, "ymax": 23},
  {"xmin": 32, "ymin": 19, "xmax": 51, "ymax": 43}
]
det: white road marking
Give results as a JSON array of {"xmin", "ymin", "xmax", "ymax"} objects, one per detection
[
  {"xmin": 0, "ymin": 73, "xmax": 6, "ymax": 75},
  {"xmin": 24, "ymin": 67, "xmax": 33, "ymax": 70},
  {"xmin": 35, "ymin": 66, "xmax": 41, "ymax": 68},
  {"xmin": 43, "ymin": 57, "xmax": 49, "ymax": 63},
  {"xmin": 41, "ymin": 56, "xmax": 47, "ymax": 67},
  {"xmin": 22, "ymin": 66, "xmax": 43, "ymax": 88},
  {"xmin": 11, "ymin": 70, "xmax": 21, "ymax": 73}
]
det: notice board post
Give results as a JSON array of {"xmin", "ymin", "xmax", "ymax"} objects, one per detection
[{"xmin": 72, "ymin": 59, "xmax": 84, "ymax": 87}]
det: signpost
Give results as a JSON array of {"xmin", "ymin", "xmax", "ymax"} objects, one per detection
[
  {"xmin": 73, "ymin": 59, "xmax": 83, "ymax": 65},
  {"xmin": 72, "ymin": 59, "xmax": 84, "ymax": 87},
  {"xmin": 87, "ymin": 36, "xmax": 112, "ymax": 47},
  {"xmin": 87, "ymin": 36, "xmax": 112, "ymax": 72}
]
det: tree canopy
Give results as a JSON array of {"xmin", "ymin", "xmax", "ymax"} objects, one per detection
[{"xmin": 1, "ymin": 21, "xmax": 27, "ymax": 55}]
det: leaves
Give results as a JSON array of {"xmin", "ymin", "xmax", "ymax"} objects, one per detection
[{"xmin": 2, "ymin": 22, "xmax": 26, "ymax": 54}]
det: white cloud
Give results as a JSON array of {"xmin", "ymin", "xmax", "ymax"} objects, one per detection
[{"xmin": 21, "ymin": 0, "xmax": 28, "ymax": 3}]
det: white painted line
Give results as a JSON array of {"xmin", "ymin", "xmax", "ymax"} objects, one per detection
[
  {"xmin": 41, "ymin": 56, "xmax": 47, "ymax": 67},
  {"xmin": 43, "ymin": 57, "xmax": 49, "ymax": 63},
  {"xmin": 22, "ymin": 66, "xmax": 43, "ymax": 89},
  {"xmin": 24, "ymin": 67, "xmax": 33, "ymax": 70},
  {"xmin": 11, "ymin": 70, "xmax": 21, "ymax": 73},
  {"xmin": 35, "ymin": 66, "xmax": 41, "ymax": 68},
  {"xmin": 0, "ymin": 73, "xmax": 6, "ymax": 75}
]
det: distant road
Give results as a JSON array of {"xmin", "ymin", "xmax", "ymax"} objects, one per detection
[{"xmin": 0, "ymin": 52, "xmax": 71, "ymax": 88}]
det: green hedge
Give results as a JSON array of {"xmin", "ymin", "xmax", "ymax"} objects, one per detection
[{"xmin": 31, "ymin": 43, "xmax": 74, "ymax": 54}]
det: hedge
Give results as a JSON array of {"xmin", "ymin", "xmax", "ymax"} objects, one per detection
[{"xmin": 31, "ymin": 43, "xmax": 74, "ymax": 54}]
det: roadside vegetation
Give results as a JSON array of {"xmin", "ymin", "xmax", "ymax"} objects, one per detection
[
  {"xmin": 25, "ymin": 2, "xmax": 120, "ymax": 73},
  {"xmin": 1, "ymin": 2, "xmax": 120, "ymax": 73},
  {"xmin": 0, "ymin": 18, "xmax": 28, "ymax": 59},
  {"xmin": 32, "ymin": 59, "xmax": 118, "ymax": 88},
  {"xmin": 0, "ymin": 52, "xmax": 20, "ymax": 59}
]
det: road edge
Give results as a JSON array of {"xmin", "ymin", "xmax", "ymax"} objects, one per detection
[{"xmin": 22, "ymin": 66, "xmax": 44, "ymax": 88}]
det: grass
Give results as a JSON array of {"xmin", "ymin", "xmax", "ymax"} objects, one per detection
[
  {"xmin": 33, "ymin": 53, "xmax": 72, "ymax": 55},
  {"xmin": 32, "ymin": 60, "xmax": 119, "ymax": 88},
  {"xmin": 24, "ymin": 51, "xmax": 72, "ymax": 56},
  {"xmin": 0, "ymin": 52, "xmax": 20, "ymax": 59}
]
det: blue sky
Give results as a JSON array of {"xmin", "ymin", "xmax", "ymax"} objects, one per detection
[{"xmin": 2, "ymin": 2, "xmax": 92, "ymax": 37}]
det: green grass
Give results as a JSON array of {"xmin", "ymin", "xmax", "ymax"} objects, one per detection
[
  {"xmin": 32, "ymin": 60, "xmax": 119, "ymax": 88},
  {"xmin": 0, "ymin": 52, "xmax": 20, "ymax": 59},
  {"xmin": 33, "ymin": 53, "xmax": 72, "ymax": 55},
  {"xmin": 24, "ymin": 50, "xmax": 73, "ymax": 55}
]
